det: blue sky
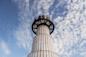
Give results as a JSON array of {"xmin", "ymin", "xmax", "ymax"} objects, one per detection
[
  {"xmin": 0, "ymin": 0, "xmax": 86, "ymax": 57},
  {"xmin": 0, "ymin": 0, "xmax": 26, "ymax": 57}
]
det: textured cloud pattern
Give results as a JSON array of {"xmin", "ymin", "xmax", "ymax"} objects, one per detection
[{"xmin": 14, "ymin": 0, "xmax": 86, "ymax": 56}]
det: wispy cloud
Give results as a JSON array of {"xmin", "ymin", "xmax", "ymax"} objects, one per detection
[
  {"xmin": 13, "ymin": 0, "xmax": 33, "ymax": 54},
  {"xmin": 52, "ymin": 0, "xmax": 86, "ymax": 56},
  {"xmin": 0, "ymin": 41, "xmax": 11, "ymax": 55}
]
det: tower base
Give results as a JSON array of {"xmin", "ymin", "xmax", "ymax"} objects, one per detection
[{"xmin": 28, "ymin": 50, "xmax": 58, "ymax": 57}]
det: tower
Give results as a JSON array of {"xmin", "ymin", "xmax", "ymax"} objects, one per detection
[{"xmin": 28, "ymin": 15, "xmax": 58, "ymax": 57}]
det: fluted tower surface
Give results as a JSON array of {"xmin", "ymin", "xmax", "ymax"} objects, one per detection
[{"xmin": 28, "ymin": 15, "xmax": 58, "ymax": 57}]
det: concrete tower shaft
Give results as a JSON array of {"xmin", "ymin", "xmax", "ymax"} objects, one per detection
[
  {"xmin": 32, "ymin": 25, "xmax": 55, "ymax": 52},
  {"xmin": 28, "ymin": 15, "xmax": 58, "ymax": 57}
]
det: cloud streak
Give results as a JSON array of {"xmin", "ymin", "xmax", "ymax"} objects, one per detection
[{"xmin": 0, "ymin": 41, "xmax": 11, "ymax": 55}]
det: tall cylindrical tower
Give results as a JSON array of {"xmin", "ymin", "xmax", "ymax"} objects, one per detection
[{"xmin": 28, "ymin": 15, "xmax": 58, "ymax": 57}]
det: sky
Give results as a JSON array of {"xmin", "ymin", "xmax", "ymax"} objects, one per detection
[{"xmin": 0, "ymin": 0, "xmax": 86, "ymax": 57}]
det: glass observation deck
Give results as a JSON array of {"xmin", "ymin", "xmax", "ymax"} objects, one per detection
[{"xmin": 32, "ymin": 15, "xmax": 55, "ymax": 34}]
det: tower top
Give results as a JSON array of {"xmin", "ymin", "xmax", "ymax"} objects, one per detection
[{"xmin": 32, "ymin": 15, "xmax": 54, "ymax": 34}]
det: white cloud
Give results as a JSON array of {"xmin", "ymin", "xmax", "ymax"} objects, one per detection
[
  {"xmin": 0, "ymin": 41, "xmax": 11, "ymax": 55},
  {"xmin": 52, "ymin": 0, "xmax": 86, "ymax": 56}
]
